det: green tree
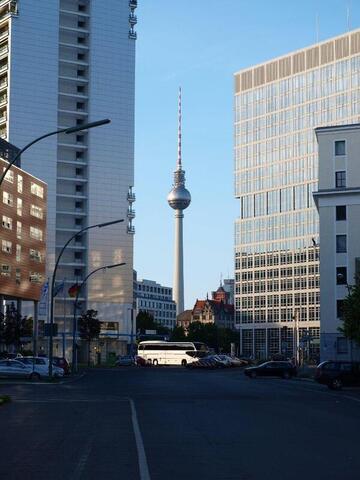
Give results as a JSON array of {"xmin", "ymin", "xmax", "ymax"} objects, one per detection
[
  {"xmin": 170, "ymin": 325, "xmax": 187, "ymax": 341},
  {"xmin": 78, "ymin": 309, "xmax": 101, "ymax": 366},
  {"xmin": 0, "ymin": 305, "xmax": 32, "ymax": 351},
  {"xmin": 339, "ymin": 283, "xmax": 360, "ymax": 346},
  {"xmin": 136, "ymin": 310, "xmax": 157, "ymax": 333}
]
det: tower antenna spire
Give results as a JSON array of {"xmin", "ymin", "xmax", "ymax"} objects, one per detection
[{"xmin": 177, "ymin": 86, "xmax": 182, "ymax": 170}]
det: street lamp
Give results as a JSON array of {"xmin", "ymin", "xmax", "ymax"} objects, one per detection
[
  {"xmin": 48, "ymin": 218, "xmax": 124, "ymax": 377},
  {"xmin": 0, "ymin": 119, "xmax": 111, "ymax": 187},
  {"xmin": 71, "ymin": 262, "xmax": 126, "ymax": 374}
]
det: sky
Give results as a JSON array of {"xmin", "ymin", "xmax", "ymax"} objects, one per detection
[{"xmin": 134, "ymin": 0, "xmax": 360, "ymax": 309}]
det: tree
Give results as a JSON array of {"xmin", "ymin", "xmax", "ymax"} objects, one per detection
[
  {"xmin": 170, "ymin": 325, "xmax": 187, "ymax": 341},
  {"xmin": 136, "ymin": 310, "xmax": 156, "ymax": 333},
  {"xmin": 339, "ymin": 283, "xmax": 360, "ymax": 346},
  {"xmin": 0, "ymin": 304, "xmax": 32, "ymax": 352},
  {"xmin": 78, "ymin": 309, "xmax": 101, "ymax": 366}
]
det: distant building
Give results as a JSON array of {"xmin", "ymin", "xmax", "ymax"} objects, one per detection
[
  {"xmin": 0, "ymin": 157, "xmax": 47, "ymax": 307},
  {"xmin": 314, "ymin": 123, "xmax": 360, "ymax": 361},
  {"xmin": 134, "ymin": 273, "xmax": 177, "ymax": 329},
  {"xmin": 223, "ymin": 279, "xmax": 234, "ymax": 304},
  {"xmin": 176, "ymin": 309, "xmax": 192, "ymax": 330},
  {"xmin": 192, "ymin": 297, "xmax": 234, "ymax": 330}
]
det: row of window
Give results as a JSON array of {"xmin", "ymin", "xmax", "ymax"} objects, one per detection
[
  {"xmin": 239, "ymin": 307, "xmax": 320, "ymax": 323},
  {"xmin": 240, "ymin": 292, "xmax": 320, "ymax": 308},
  {"xmin": 2, "ymin": 168, "xmax": 44, "ymax": 198},
  {"xmin": 238, "ymin": 265, "xmax": 318, "ymax": 280},
  {"xmin": 236, "ymin": 248, "xmax": 318, "ymax": 270},
  {"xmin": 238, "ymin": 277, "xmax": 320, "ymax": 294},
  {"xmin": 1, "ymin": 215, "xmax": 43, "ymax": 241},
  {"xmin": 0, "ymin": 264, "xmax": 43, "ymax": 283},
  {"xmin": 2, "ymin": 192, "xmax": 44, "ymax": 218},
  {"xmin": 1, "ymin": 240, "xmax": 42, "ymax": 262},
  {"xmin": 137, "ymin": 299, "xmax": 176, "ymax": 311},
  {"xmin": 137, "ymin": 284, "xmax": 172, "ymax": 296}
]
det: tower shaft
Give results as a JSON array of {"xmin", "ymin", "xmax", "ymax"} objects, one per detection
[{"xmin": 173, "ymin": 210, "xmax": 184, "ymax": 315}]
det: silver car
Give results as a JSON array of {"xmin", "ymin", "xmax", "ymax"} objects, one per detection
[
  {"xmin": 17, "ymin": 357, "xmax": 64, "ymax": 379},
  {"xmin": 0, "ymin": 359, "xmax": 33, "ymax": 379}
]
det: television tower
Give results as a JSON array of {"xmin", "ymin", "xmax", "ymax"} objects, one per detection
[{"xmin": 167, "ymin": 88, "xmax": 191, "ymax": 315}]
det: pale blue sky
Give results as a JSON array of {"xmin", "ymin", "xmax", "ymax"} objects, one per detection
[{"xmin": 134, "ymin": 0, "xmax": 360, "ymax": 308}]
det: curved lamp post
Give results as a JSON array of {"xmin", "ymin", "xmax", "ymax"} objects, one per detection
[
  {"xmin": 72, "ymin": 262, "xmax": 126, "ymax": 373},
  {"xmin": 0, "ymin": 119, "xmax": 111, "ymax": 187},
  {"xmin": 49, "ymin": 219, "xmax": 124, "ymax": 377}
]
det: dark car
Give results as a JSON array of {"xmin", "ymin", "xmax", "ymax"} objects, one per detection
[
  {"xmin": 115, "ymin": 355, "xmax": 135, "ymax": 367},
  {"xmin": 244, "ymin": 361, "xmax": 297, "ymax": 379},
  {"xmin": 53, "ymin": 357, "xmax": 70, "ymax": 375},
  {"xmin": 314, "ymin": 361, "xmax": 360, "ymax": 390}
]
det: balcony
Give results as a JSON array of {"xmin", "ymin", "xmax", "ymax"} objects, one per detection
[
  {"xmin": 0, "ymin": 93, "xmax": 6, "ymax": 106},
  {"xmin": 58, "ymin": 142, "xmax": 88, "ymax": 149},
  {"xmin": 57, "ymin": 210, "xmax": 86, "ymax": 216},
  {"xmin": 59, "ymin": 8, "xmax": 90, "ymax": 18},
  {"xmin": 59, "ymin": 58, "xmax": 89, "ymax": 67},
  {"xmin": 59, "ymin": 25, "xmax": 89, "ymax": 35},
  {"xmin": 0, "ymin": 63, "xmax": 7, "ymax": 73},
  {"xmin": 127, "ymin": 225, "xmax": 135, "ymax": 235},
  {"xmin": 57, "ymin": 158, "xmax": 87, "ymax": 166},
  {"xmin": 127, "ymin": 208, "xmax": 135, "ymax": 219},
  {"xmin": 57, "ymin": 176, "xmax": 87, "ymax": 183},
  {"xmin": 128, "ymin": 30, "xmax": 137, "ymax": 40},
  {"xmin": 129, "ymin": 0, "xmax": 137, "ymax": 8},
  {"xmin": 59, "ymin": 41, "xmax": 89, "ymax": 51},
  {"xmin": 59, "ymin": 74, "xmax": 88, "ymax": 83},
  {"xmin": 0, "ymin": 44, "xmax": 7, "ymax": 57},
  {"xmin": 57, "ymin": 193, "xmax": 87, "ymax": 200},
  {"xmin": 0, "ymin": 112, "xmax": 6, "ymax": 123},
  {"xmin": 127, "ymin": 192, "xmax": 136, "ymax": 202},
  {"xmin": 59, "ymin": 91, "xmax": 88, "ymax": 100},
  {"xmin": 58, "ymin": 108, "xmax": 88, "ymax": 117},
  {"xmin": 0, "ymin": 29, "xmax": 8, "ymax": 41},
  {"xmin": 129, "ymin": 13, "xmax": 137, "ymax": 26}
]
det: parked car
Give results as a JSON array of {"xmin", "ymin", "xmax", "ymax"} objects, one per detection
[
  {"xmin": 228, "ymin": 356, "xmax": 248, "ymax": 367},
  {"xmin": 186, "ymin": 355, "xmax": 223, "ymax": 369},
  {"xmin": 115, "ymin": 355, "xmax": 135, "ymax": 367},
  {"xmin": 244, "ymin": 361, "xmax": 297, "ymax": 379},
  {"xmin": 314, "ymin": 361, "xmax": 360, "ymax": 390},
  {"xmin": 0, "ymin": 352, "xmax": 23, "ymax": 360},
  {"xmin": 214, "ymin": 355, "xmax": 233, "ymax": 368},
  {"xmin": 53, "ymin": 357, "xmax": 70, "ymax": 375},
  {"xmin": 0, "ymin": 359, "xmax": 35, "ymax": 379},
  {"xmin": 135, "ymin": 355, "xmax": 152, "ymax": 367},
  {"xmin": 17, "ymin": 357, "xmax": 64, "ymax": 379}
]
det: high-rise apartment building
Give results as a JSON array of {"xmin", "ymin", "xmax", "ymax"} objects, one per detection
[
  {"xmin": 234, "ymin": 29, "xmax": 360, "ymax": 360},
  {"xmin": 0, "ymin": 0, "xmax": 137, "ymax": 355}
]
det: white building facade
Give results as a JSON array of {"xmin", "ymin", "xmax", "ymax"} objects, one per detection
[
  {"xmin": 234, "ymin": 29, "xmax": 360, "ymax": 360},
  {"xmin": 135, "ymin": 276, "xmax": 177, "ymax": 329},
  {"xmin": 314, "ymin": 124, "xmax": 360, "ymax": 361},
  {"xmin": 0, "ymin": 0, "xmax": 137, "ymax": 356}
]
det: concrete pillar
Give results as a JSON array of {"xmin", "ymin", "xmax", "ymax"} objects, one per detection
[{"xmin": 173, "ymin": 209, "xmax": 184, "ymax": 315}]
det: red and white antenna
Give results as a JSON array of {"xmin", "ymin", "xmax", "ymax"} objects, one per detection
[{"xmin": 177, "ymin": 86, "xmax": 182, "ymax": 170}]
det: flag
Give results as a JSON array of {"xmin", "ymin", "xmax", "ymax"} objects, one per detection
[
  {"xmin": 53, "ymin": 280, "xmax": 65, "ymax": 297},
  {"xmin": 38, "ymin": 280, "xmax": 49, "ymax": 320},
  {"xmin": 68, "ymin": 283, "xmax": 81, "ymax": 298}
]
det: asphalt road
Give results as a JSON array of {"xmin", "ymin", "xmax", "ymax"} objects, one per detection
[{"xmin": 1, "ymin": 367, "xmax": 360, "ymax": 480}]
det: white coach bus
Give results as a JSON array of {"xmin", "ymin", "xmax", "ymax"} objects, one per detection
[{"xmin": 137, "ymin": 341, "xmax": 208, "ymax": 366}]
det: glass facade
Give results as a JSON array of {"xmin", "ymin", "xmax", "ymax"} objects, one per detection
[{"xmin": 234, "ymin": 30, "xmax": 360, "ymax": 359}]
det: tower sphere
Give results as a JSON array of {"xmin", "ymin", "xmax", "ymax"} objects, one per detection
[{"xmin": 167, "ymin": 185, "xmax": 191, "ymax": 210}]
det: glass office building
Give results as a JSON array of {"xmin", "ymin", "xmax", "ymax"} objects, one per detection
[{"xmin": 234, "ymin": 29, "xmax": 360, "ymax": 359}]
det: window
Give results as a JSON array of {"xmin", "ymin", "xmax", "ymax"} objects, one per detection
[
  {"xmin": 30, "ymin": 205, "xmax": 43, "ymax": 219},
  {"xmin": 76, "ymin": 118, "xmax": 84, "ymax": 126},
  {"xmin": 16, "ymin": 244, "xmax": 21, "ymax": 262},
  {"xmin": 17, "ymin": 174, "xmax": 22, "ymax": 193},
  {"xmin": 335, "ymin": 171, "xmax": 346, "ymax": 188},
  {"xmin": 336, "ymin": 205, "xmax": 346, "ymax": 221},
  {"xmin": 336, "ymin": 235, "xmax": 347, "ymax": 253},
  {"xmin": 77, "ymin": 85, "xmax": 85, "ymax": 93},
  {"xmin": 29, "ymin": 272, "xmax": 42, "ymax": 284},
  {"xmin": 335, "ymin": 140, "xmax": 346, "ymax": 156},
  {"xmin": 30, "ymin": 248, "xmax": 42, "ymax": 262},
  {"xmin": 2, "ymin": 168, "xmax": 13, "ymax": 183},
  {"xmin": 75, "ymin": 218, "xmax": 82, "ymax": 226},
  {"xmin": 77, "ymin": 53, "xmax": 85, "ymax": 61},
  {"xmin": 31, "ymin": 182, "xmax": 44, "ymax": 198},
  {"xmin": 78, "ymin": 20, "xmax": 86, "ymax": 28},
  {"xmin": 74, "ymin": 268, "xmax": 82, "ymax": 277},
  {"xmin": 78, "ymin": 4, "xmax": 86, "ymax": 12},
  {"xmin": 76, "ymin": 168, "xmax": 83, "ymax": 176},
  {"xmin": 76, "ymin": 102, "xmax": 84, "ymax": 110},
  {"xmin": 75, "ymin": 201, "xmax": 83, "ymax": 210},
  {"xmin": 16, "ymin": 221, "xmax": 21, "ymax": 239},
  {"xmin": 15, "ymin": 268, "xmax": 20, "ymax": 284},
  {"xmin": 17, "ymin": 198, "xmax": 22, "ymax": 216},
  {"xmin": 76, "ymin": 151, "xmax": 84, "ymax": 159},
  {"xmin": 76, "ymin": 135, "xmax": 84, "ymax": 142},
  {"xmin": 77, "ymin": 69, "xmax": 84, "ymax": 77},
  {"xmin": 77, "ymin": 37, "xmax": 85, "ymax": 44},
  {"xmin": 30, "ymin": 226, "xmax": 43, "ymax": 241},
  {"xmin": 2, "ymin": 215, "xmax": 12, "ymax": 229},
  {"xmin": 75, "ymin": 185, "xmax": 83, "ymax": 193},
  {"xmin": 3, "ymin": 191, "xmax": 13, "ymax": 206},
  {"xmin": 336, "ymin": 267, "xmax": 347, "ymax": 285},
  {"xmin": 2, "ymin": 239, "xmax": 11, "ymax": 253},
  {"xmin": 1, "ymin": 264, "xmax": 10, "ymax": 276},
  {"xmin": 337, "ymin": 299, "xmax": 344, "ymax": 318}
]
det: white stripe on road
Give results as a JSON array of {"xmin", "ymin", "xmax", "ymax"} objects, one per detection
[
  {"xmin": 127, "ymin": 397, "xmax": 151, "ymax": 480},
  {"xmin": 71, "ymin": 436, "xmax": 93, "ymax": 480}
]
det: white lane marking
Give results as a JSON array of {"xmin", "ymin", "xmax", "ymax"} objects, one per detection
[
  {"xmin": 127, "ymin": 397, "xmax": 151, "ymax": 480},
  {"xmin": 71, "ymin": 436, "xmax": 93, "ymax": 480}
]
